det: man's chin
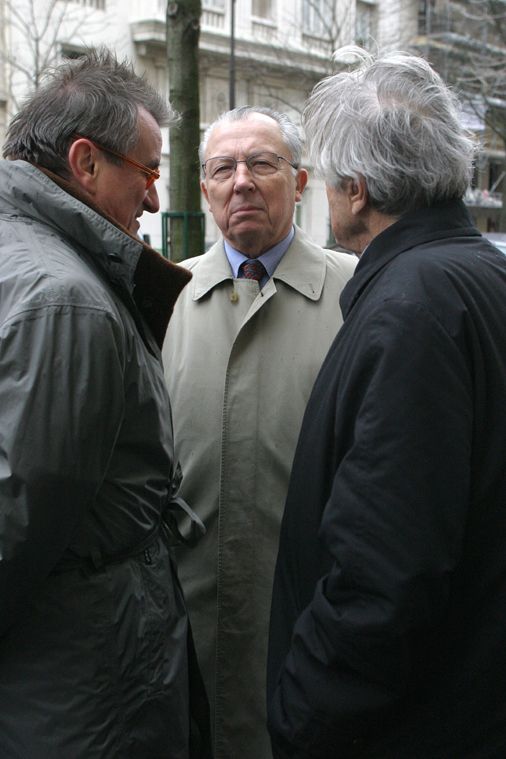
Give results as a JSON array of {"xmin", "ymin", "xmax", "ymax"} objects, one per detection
[
  {"xmin": 229, "ymin": 219, "xmax": 264, "ymax": 237},
  {"xmin": 227, "ymin": 226, "xmax": 269, "ymax": 255}
]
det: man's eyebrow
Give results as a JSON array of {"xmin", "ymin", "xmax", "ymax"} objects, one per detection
[{"xmin": 145, "ymin": 158, "xmax": 161, "ymax": 169}]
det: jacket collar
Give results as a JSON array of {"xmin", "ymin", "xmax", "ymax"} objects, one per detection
[
  {"xmin": 340, "ymin": 199, "xmax": 480, "ymax": 319},
  {"xmin": 1, "ymin": 160, "xmax": 191, "ymax": 350},
  {"xmin": 190, "ymin": 225, "xmax": 328, "ymax": 302}
]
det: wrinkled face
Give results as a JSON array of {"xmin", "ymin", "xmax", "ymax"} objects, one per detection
[
  {"xmin": 94, "ymin": 107, "xmax": 162, "ymax": 235},
  {"xmin": 201, "ymin": 114, "xmax": 307, "ymax": 257}
]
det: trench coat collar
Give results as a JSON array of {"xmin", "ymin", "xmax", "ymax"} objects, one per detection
[
  {"xmin": 340, "ymin": 199, "xmax": 481, "ymax": 320},
  {"xmin": 190, "ymin": 225, "xmax": 329, "ymax": 302}
]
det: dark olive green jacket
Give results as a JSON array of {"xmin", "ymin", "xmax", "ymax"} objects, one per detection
[{"xmin": 0, "ymin": 159, "xmax": 208, "ymax": 758}]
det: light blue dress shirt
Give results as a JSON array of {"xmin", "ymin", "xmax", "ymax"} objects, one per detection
[{"xmin": 224, "ymin": 227, "xmax": 295, "ymax": 288}]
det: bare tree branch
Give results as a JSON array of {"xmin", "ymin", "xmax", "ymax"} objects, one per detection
[
  {"xmin": 414, "ymin": 0, "xmax": 506, "ymax": 227},
  {"xmin": 2, "ymin": 0, "xmax": 102, "ymax": 109}
]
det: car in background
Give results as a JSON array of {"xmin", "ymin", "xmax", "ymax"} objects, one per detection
[{"xmin": 484, "ymin": 232, "xmax": 506, "ymax": 255}]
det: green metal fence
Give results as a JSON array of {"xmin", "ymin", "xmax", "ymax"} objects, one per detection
[{"xmin": 161, "ymin": 211, "xmax": 206, "ymax": 260}]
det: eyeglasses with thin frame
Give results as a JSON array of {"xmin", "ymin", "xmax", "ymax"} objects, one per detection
[
  {"xmin": 73, "ymin": 134, "xmax": 160, "ymax": 189},
  {"xmin": 202, "ymin": 152, "xmax": 298, "ymax": 182}
]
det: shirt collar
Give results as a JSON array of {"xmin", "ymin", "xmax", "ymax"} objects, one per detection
[
  {"xmin": 224, "ymin": 226, "xmax": 295, "ymax": 278},
  {"xmin": 189, "ymin": 226, "xmax": 332, "ymax": 302}
]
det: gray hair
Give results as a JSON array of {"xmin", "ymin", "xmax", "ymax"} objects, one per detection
[
  {"xmin": 199, "ymin": 106, "xmax": 303, "ymax": 174},
  {"xmin": 303, "ymin": 46, "xmax": 476, "ymax": 215},
  {"xmin": 3, "ymin": 46, "xmax": 177, "ymax": 176}
]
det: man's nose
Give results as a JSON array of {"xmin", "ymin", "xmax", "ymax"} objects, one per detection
[
  {"xmin": 233, "ymin": 161, "xmax": 255, "ymax": 191},
  {"xmin": 143, "ymin": 183, "xmax": 160, "ymax": 213}
]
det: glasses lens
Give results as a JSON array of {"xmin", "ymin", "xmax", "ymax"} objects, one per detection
[
  {"xmin": 206, "ymin": 158, "xmax": 236, "ymax": 180},
  {"xmin": 247, "ymin": 153, "xmax": 280, "ymax": 176},
  {"xmin": 205, "ymin": 153, "xmax": 282, "ymax": 181}
]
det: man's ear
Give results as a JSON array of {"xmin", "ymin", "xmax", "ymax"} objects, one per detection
[
  {"xmin": 295, "ymin": 168, "xmax": 308, "ymax": 202},
  {"xmin": 349, "ymin": 175, "xmax": 368, "ymax": 216},
  {"xmin": 67, "ymin": 138, "xmax": 99, "ymax": 194},
  {"xmin": 201, "ymin": 179, "xmax": 211, "ymax": 210}
]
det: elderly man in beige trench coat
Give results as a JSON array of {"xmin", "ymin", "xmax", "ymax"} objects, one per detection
[{"xmin": 162, "ymin": 106, "xmax": 356, "ymax": 759}]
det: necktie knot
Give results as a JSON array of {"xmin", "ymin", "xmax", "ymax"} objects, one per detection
[{"xmin": 241, "ymin": 259, "xmax": 266, "ymax": 283}]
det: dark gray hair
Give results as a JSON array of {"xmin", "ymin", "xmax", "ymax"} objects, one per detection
[
  {"xmin": 3, "ymin": 46, "xmax": 177, "ymax": 176},
  {"xmin": 303, "ymin": 46, "xmax": 476, "ymax": 215},
  {"xmin": 199, "ymin": 106, "xmax": 303, "ymax": 174}
]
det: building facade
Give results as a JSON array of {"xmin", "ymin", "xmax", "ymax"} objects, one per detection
[
  {"xmin": 6, "ymin": 0, "xmax": 493, "ymax": 251},
  {"xmin": 413, "ymin": 0, "xmax": 506, "ymax": 230}
]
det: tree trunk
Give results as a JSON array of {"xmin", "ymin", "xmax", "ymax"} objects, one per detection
[{"xmin": 166, "ymin": 0, "xmax": 204, "ymax": 260}]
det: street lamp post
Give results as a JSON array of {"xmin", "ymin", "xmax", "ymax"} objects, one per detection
[{"xmin": 229, "ymin": 0, "xmax": 236, "ymax": 108}]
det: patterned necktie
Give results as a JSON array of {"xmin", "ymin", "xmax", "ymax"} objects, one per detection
[{"xmin": 241, "ymin": 259, "xmax": 266, "ymax": 282}]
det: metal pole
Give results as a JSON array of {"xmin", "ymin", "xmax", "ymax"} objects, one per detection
[{"xmin": 229, "ymin": 0, "xmax": 236, "ymax": 109}]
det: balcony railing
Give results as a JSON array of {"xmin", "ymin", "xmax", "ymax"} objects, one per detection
[
  {"xmin": 202, "ymin": 7, "xmax": 226, "ymax": 30},
  {"xmin": 251, "ymin": 18, "xmax": 278, "ymax": 43}
]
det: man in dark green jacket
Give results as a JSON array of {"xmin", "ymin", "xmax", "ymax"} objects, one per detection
[
  {"xmin": 268, "ymin": 46, "xmax": 506, "ymax": 759},
  {"xmin": 0, "ymin": 48, "xmax": 209, "ymax": 758}
]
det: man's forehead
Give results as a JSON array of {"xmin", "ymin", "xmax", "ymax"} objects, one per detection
[{"xmin": 206, "ymin": 115, "xmax": 285, "ymax": 155}]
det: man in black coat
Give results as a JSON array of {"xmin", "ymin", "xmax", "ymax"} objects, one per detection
[{"xmin": 267, "ymin": 46, "xmax": 506, "ymax": 759}]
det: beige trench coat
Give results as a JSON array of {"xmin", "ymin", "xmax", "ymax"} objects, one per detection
[{"xmin": 162, "ymin": 227, "xmax": 356, "ymax": 759}]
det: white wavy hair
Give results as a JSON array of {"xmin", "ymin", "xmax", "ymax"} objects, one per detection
[{"xmin": 303, "ymin": 46, "xmax": 477, "ymax": 215}]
